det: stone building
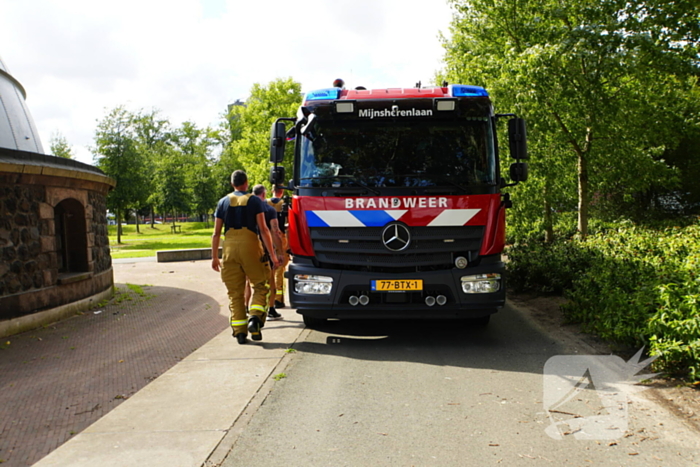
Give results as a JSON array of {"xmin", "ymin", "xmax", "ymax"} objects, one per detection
[{"xmin": 0, "ymin": 56, "xmax": 115, "ymax": 336}]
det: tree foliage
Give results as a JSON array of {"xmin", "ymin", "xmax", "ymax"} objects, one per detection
[
  {"xmin": 441, "ymin": 0, "xmax": 700, "ymax": 238},
  {"xmin": 93, "ymin": 106, "xmax": 224, "ymax": 234},
  {"xmin": 216, "ymin": 78, "xmax": 303, "ymax": 196},
  {"xmin": 445, "ymin": 1, "xmax": 700, "ymax": 379},
  {"xmin": 167, "ymin": 121, "xmax": 221, "ymax": 223},
  {"xmin": 49, "ymin": 131, "xmax": 73, "ymax": 159},
  {"xmin": 93, "ymin": 106, "xmax": 148, "ymax": 243},
  {"xmin": 132, "ymin": 109, "xmax": 171, "ymax": 229},
  {"xmin": 151, "ymin": 145, "xmax": 191, "ymax": 224}
]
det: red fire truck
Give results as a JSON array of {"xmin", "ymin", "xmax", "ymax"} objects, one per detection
[{"xmin": 269, "ymin": 80, "xmax": 528, "ymax": 327}]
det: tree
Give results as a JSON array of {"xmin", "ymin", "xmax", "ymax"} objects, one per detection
[
  {"xmin": 49, "ymin": 131, "xmax": 73, "ymax": 159},
  {"xmin": 133, "ymin": 110, "xmax": 172, "ymax": 229},
  {"xmin": 189, "ymin": 161, "xmax": 217, "ymax": 225},
  {"xmin": 170, "ymin": 121, "xmax": 220, "ymax": 224},
  {"xmin": 93, "ymin": 106, "xmax": 148, "ymax": 244},
  {"xmin": 151, "ymin": 147, "xmax": 191, "ymax": 225},
  {"xmin": 216, "ymin": 78, "xmax": 303, "ymax": 196},
  {"xmin": 441, "ymin": 0, "xmax": 700, "ymax": 237}
]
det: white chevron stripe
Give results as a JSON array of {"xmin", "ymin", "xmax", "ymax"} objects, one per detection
[
  {"xmin": 313, "ymin": 211, "xmax": 365, "ymax": 227},
  {"xmin": 385, "ymin": 210, "xmax": 408, "ymax": 220},
  {"xmin": 428, "ymin": 209, "xmax": 480, "ymax": 226}
]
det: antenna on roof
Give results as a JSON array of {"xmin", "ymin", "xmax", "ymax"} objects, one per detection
[{"xmin": 415, "ymin": 80, "xmax": 422, "ymax": 89}]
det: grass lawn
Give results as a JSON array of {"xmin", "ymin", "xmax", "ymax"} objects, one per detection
[{"xmin": 109, "ymin": 222, "xmax": 215, "ymax": 259}]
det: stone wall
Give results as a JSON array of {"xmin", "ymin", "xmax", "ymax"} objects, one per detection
[
  {"xmin": 0, "ymin": 182, "xmax": 46, "ymax": 296},
  {"xmin": 89, "ymin": 191, "xmax": 112, "ymax": 275},
  {"xmin": 0, "ymin": 148, "xmax": 115, "ymax": 322}
]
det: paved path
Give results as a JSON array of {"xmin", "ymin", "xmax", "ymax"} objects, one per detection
[
  {"xmin": 0, "ymin": 260, "xmax": 303, "ymax": 467},
  {"xmin": 221, "ymin": 311, "xmax": 700, "ymax": 466}
]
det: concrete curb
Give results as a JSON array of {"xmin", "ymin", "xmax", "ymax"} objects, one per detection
[
  {"xmin": 203, "ymin": 327, "xmax": 312, "ymax": 467},
  {"xmin": 157, "ymin": 248, "xmax": 222, "ymax": 263}
]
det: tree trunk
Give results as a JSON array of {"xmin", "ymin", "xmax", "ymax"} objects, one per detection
[
  {"xmin": 543, "ymin": 184, "xmax": 554, "ymax": 243},
  {"xmin": 150, "ymin": 206, "xmax": 155, "ymax": 228},
  {"xmin": 116, "ymin": 207, "xmax": 122, "ymax": 244},
  {"xmin": 135, "ymin": 211, "xmax": 140, "ymax": 234},
  {"xmin": 577, "ymin": 151, "xmax": 589, "ymax": 238}
]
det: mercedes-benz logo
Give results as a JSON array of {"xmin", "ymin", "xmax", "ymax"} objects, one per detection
[{"xmin": 381, "ymin": 223, "xmax": 411, "ymax": 252}]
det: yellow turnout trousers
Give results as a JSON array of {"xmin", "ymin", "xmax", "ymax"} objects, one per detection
[
  {"xmin": 274, "ymin": 234, "xmax": 289, "ymax": 302},
  {"xmin": 221, "ymin": 228, "xmax": 271, "ymax": 336}
]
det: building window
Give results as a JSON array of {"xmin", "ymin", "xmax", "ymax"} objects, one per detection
[{"xmin": 55, "ymin": 198, "xmax": 88, "ymax": 273}]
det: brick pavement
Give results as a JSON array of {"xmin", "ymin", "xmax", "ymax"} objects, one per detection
[{"xmin": 0, "ymin": 264, "xmax": 229, "ymax": 466}]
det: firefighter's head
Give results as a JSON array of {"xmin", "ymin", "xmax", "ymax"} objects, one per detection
[
  {"xmin": 252, "ymin": 184, "xmax": 267, "ymax": 200},
  {"xmin": 231, "ymin": 170, "xmax": 248, "ymax": 190},
  {"xmin": 272, "ymin": 185, "xmax": 284, "ymax": 198}
]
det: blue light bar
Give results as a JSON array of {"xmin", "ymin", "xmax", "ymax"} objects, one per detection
[
  {"xmin": 450, "ymin": 85, "xmax": 489, "ymax": 97},
  {"xmin": 305, "ymin": 88, "xmax": 341, "ymax": 101}
]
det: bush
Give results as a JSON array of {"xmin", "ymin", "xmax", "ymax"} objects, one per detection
[
  {"xmin": 506, "ymin": 238, "xmax": 596, "ymax": 294},
  {"xmin": 507, "ymin": 221, "xmax": 700, "ymax": 381}
]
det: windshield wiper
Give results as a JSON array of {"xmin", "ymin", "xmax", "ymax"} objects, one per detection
[{"xmin": 299, "ymin": 176, "xmax": 381, "ymax": 195}]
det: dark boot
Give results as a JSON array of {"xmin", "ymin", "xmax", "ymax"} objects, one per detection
[
  {"xmin": 248, "ymin": 316, "xmax": 263, "ymax": 341},
  {"xmin": 267, "ymin": 307, "xmax": 283, "ymax": 321}
]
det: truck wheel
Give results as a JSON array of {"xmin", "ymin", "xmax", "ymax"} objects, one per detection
[{"xmin": 303, "ymin": 315, "xmax": 327, "ymax": 329}]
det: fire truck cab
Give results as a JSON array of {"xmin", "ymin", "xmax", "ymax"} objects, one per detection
[{"xmin": 269, "ymin": 81, "xmax": 528, "ymax": 327}]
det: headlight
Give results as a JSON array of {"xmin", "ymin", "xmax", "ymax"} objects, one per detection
[
  {"xmin": 460, "ymin": 273, "xmax": 501, "ymax": 294},
  {"xmin": 294, "ymin": 274, "xmax": 333, "ymax": 294}
]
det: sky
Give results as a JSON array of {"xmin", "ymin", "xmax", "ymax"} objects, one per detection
[{"xmin": 0, "ymin": 0, "xmax": 455, "ymax": 165}]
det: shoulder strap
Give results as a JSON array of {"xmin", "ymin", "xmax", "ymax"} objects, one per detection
[
  {"xmin": 228, "ymin": 192, "xmax": 252, "ymax": 207},
  {"xmin": 225, "ymin": 193, "xmax": 253, "ymax": 230},
  {"xmin": 267, "ymin": 198, "xmax": 283, "ymax": 212}
]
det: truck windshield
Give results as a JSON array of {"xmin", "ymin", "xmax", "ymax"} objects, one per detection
[{"xmin": 298, "ymin": 117, "xmax": 496, "ymax": 188}]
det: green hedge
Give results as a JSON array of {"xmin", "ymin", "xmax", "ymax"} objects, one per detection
[{"xmin": 506, "ymin": 222, "xmax": 700, "ymax": 381}]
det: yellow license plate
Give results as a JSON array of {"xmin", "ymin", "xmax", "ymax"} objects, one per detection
[{"xmin": 371, "ymin": 279, "xmax": 423, "ymax": 291}]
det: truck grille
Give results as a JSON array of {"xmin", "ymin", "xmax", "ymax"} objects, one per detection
[{"xmin": 310, "ymin": 226, "xmax": 484, "ymax": 272}]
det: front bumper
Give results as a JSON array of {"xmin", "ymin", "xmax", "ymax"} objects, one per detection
[{"xmin": 288, "ymin": 257, "xmax": 505, "ymax": 320}]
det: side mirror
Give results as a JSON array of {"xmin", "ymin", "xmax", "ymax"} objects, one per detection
[
  {"xmin": 509, "ymin": 162, "xmax": 529, "ymax": 183},
  {"xmin": 269, "ymin": 121, "xmax": 286, "ymax": 163},
  {"xmin": 269, "ymin": 166, "xmax": 286, "ymax": 186},
  {"xmin": 508, "ymin": 118, "xmax": 528, "ymax": 160}
]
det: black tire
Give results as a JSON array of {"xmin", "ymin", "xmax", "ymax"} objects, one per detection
[{"xmin": 302, "ymin": 315, "xmax": 327, "ymax": 329}]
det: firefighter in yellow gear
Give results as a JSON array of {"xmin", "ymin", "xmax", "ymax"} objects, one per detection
[
  {"xmin": 243, "ymin": 184, "xmax": 285, "ymax": 320},
  {"xmin": 211, "ymin": 170, "xmax": 281, "ymax": 344},
  {"xmin": 267, "ymin": 185, "xmax": 290, "ymax": 308}
]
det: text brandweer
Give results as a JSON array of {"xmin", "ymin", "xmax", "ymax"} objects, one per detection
[{"xmin": 345, "ymin": 197, "xmax": 448, "ymax": 209}]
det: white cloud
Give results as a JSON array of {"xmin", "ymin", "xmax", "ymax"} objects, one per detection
[{"xmin": 0, "ymin": 0, "xmax": 454, "ymax": 164}]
